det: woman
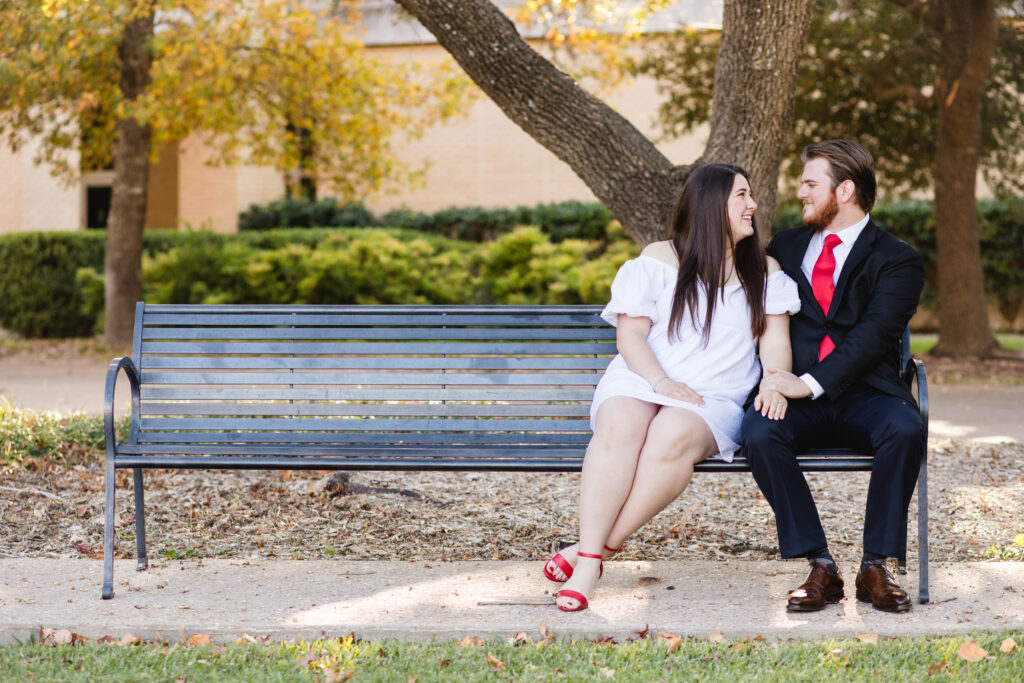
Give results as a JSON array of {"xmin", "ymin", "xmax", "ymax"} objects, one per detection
[{"xmin": 546, "ymin": 163, "xmax": 801, "ymax": 611}]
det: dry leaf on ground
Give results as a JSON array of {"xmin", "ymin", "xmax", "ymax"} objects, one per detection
[{"xmin": 958, "ymin": 641, "xmax": 988, "ymax": 662}]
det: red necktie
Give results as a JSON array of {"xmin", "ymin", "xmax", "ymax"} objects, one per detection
[{"xmin": 812, "ymin": 233, "xmax": 842, "ymax": 360}]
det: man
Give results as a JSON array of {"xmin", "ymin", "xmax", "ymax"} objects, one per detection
[{"xmin": 742, "ymin": 139, "xmax": 925, "ymax": 613}]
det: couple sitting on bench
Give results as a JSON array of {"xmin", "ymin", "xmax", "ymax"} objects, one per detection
[{"xmin": 546, "ymin": 140, "xmax": 926, "ymax": 614}]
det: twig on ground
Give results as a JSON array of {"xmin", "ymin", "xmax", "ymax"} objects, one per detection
[{"xmin": 0, "ymin": 485, "xmax": 67, "ymax": 502}]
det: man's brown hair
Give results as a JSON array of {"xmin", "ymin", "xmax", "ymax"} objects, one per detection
[{"xmin": 801, "ymin": 140, "xmax": 876, "ymax": 212}]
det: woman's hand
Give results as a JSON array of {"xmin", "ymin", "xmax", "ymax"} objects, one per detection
[
  {"xmin": 654, "ymin": 377, "xmax": 705, "ymax": 406},
  {"xmin": 754, "ymin": 387, "xmax": 788, "ymax": 421}
]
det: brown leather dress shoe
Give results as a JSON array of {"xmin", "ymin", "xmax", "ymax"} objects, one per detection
[
  {"xmin": 787, "ymin": 562, "xmax": 845, "ymax": 612},
  {"xmin": 855, "ymin": 564, "xmax": 912, "ymax": 612}
]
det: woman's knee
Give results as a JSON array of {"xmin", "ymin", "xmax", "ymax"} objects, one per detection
[{"xmin": 642, "ymin": 418, "xmax": 713, "ymax": 466}]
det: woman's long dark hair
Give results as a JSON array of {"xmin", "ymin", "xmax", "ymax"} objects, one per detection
[{"xmin": 667, "ymin": 163, "xmax": 768, "ymax": 345}]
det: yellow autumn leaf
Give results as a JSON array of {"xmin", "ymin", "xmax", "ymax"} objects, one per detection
[
  {"xmin": 856, "ymin": 633, "xmax": 879, "ymax": 644},
  {"xmin": 1000, "ymin": 637, "xmax": 1017, "ymax": 654}
]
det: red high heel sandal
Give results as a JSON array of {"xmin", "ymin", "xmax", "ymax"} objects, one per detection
[
  {"xmin": 555, "ymin": 552, "xmax": 603, "ymax": 612},
  {"xmin": 543, "ymin": 544, "xmax": 622, "ymax": 583}
]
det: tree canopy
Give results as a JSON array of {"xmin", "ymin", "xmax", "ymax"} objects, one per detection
[
  {"xmin": 0, "ymin": 0, "xmax": 471, "ymax": 197},
  {"xmin": 0, "ymin": 0, "xmax": 471, "ymax": 348},
  {"xmin": 635, "ymin": 0, "xmax": 1024, "ymax": 199}
]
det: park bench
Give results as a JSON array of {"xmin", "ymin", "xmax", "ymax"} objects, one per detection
[{"xmin": 102, "ymin": 303, "xmax": 929, "ymax": 602}]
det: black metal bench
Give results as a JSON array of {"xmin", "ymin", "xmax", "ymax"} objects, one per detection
[{"xmin": 103, "ymin": 303, "xmax": 929, "ymax": 601}]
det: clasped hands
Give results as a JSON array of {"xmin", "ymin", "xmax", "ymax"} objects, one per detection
[{"xmin": 754, "ymin": 368, "xmax": 813, "ymax": 421}]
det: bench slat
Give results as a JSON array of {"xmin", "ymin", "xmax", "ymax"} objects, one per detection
[
  {"xmin": 142, "ymin": 308, "xmax": 607, "ymax": 327},
  {"xmin": 141, "ymin": 356, "xmax": 611, "ymax": 371},
  {"xmin": 139, "ymin": 417, "xmax": 593, "ymax": 431},
  {"xmin": 140, "ymin": 341, "xmax": 615, "ymax": 355},
  {"xmin": 138, "ymin": 371, "xmax": 604, "ymax": 386},
  {"xmin": 136, "ymin": 431, "xmax": 593, "ymax": 444},
  {"xmin": 140, "ymin": 402, "xmax": 592, "ymax": 417},
  {"xmin": 139, "ymin": 387, "xmax": 598, "ymax": 401},
  {"xmin": 142, "ymin": 327, "xmax": 615, "ymax": 341}
]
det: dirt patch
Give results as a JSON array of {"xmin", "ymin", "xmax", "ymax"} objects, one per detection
[{"xmin": 1, "ymin": 440, "xmax": 1020, "ymax": 567}]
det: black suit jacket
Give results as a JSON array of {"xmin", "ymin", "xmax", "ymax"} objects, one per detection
[{"xmin": 768, "ymin": 219, "xmax": 925, "ymax": 403}]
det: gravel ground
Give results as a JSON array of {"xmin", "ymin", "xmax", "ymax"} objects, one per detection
[{"xmin": 1, "ymin": 439, "xmax": 1020, "ymax": 567}]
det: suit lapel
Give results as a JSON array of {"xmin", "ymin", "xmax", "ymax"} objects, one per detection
[
  {"xmin": 777, "ymin": 228, "xmax": 821, "ymax": 318},
  {"xmin": 829, "ymin": 219, "xmax": 879, "ymax": 319}
]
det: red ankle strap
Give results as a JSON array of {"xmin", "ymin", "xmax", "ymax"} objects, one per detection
[
  {"xmin": 603, "ymin": 544, "xmax": 623, "ymax": 553},
  {"xmin": 577, "ymin": 552, "xmax": 603, "ymax": 560}
]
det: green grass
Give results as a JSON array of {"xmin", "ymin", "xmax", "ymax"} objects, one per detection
[
  {"xmin": 0, "ymin": 399, "xmax": 112, "ymax": 464},
  {"xmin": 2, "ymin": 631, "xmax": 1022, "ymax": 682},
  {"xmin": 910, "ymin": 333, "xmax": 1024, "ymax": 355}
]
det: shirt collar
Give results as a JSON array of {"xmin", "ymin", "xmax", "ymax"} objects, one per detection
[{"xmin": 826, "ymin": 213, "xmax": 870, "ymax": 248}]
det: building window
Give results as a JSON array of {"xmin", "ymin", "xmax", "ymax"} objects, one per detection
[{"xmin": 86, "ymin": 186, "xmax": 112, "ymax": 229}]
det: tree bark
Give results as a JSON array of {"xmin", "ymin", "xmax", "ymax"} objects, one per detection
[
  {"xmin": 704, "ymin": 0, "xmax": 814, "ymax": 241},
  {"xmin": 930, "ymin": 0, "xmax": 999, "ymax": 356},
  {"xmin": 395, "ymin": 0, "xmax": 813, "ymax": 245},
  {"xmin": 104, "ymin": 8, "xmax": 154, "ymax": 351}
]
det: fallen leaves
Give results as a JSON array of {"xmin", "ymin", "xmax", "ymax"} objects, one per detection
[
  {"xmin": 3, "ymin": 441, "xmax": 1024, "ymax": 566},
  {"xmin": 856, "ymin": 633, "xmax": 879, "ymax": 644},
  {"xmin": 958, "ymin": 640, "xmax": 989, "ymax": 662},
  {"xmin": 999, "ymin": 637, "xmax": 1017, "ymax": 654},
  {"xmin": 186, "ymin": 634, "xmax": 212, "ymax": 647},
  {"xmin": 657, "ymin": 631, "xmax": 682, "ymax": 653},
  {"xmin": 486, "ymin": 653, "xmax": 506, "ymax": 671},
  {"xmin": 39, "ymin": 628, "xmax": 85, "ymax": 646}
]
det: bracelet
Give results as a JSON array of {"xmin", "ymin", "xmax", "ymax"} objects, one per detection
[{"xmin": 653, "ymin": 376, "xmax": 671, "ymax": 392}]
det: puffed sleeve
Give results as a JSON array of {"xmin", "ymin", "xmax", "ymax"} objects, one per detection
[
  {"xmin": 765, "ymin": 270, "xmax": 801, "ymax": 315},
  {"xmin": 600, "ymin": 257, "xmax": 664, "ymax": 327}
]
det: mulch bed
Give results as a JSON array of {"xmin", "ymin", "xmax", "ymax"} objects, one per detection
[{"xmin": 2, "ymin": 439, "xmax": 1021, "ymax": 566}]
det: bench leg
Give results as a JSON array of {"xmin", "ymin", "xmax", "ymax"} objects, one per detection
[
  {"xmin": 917, "ymin": 452, "xmax": 930, "ymax": 604},
  {"xmin": 133, "ymin": 468, "xmax": 148, "ymax": 571},
  {"xmin": 102, "ymin": 460, "xmax": 116, "ymax": 599}
]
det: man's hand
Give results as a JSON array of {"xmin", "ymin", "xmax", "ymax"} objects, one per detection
[
  {"xmin": 753, "ymin": 387, "xmax": 788, "ymax": 420},
  {"xmin": 759, "ymin": 368, "xmax": 812, "ymax": 399}
]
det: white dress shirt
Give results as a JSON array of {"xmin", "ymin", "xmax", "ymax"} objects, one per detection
[{"xmin": 799, "ymin": 213, "xmax": 870, "ymax": 398}]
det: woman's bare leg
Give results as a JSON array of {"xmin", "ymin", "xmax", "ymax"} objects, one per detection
[
  {"xmin": 603, "ymin": 407, "xmax": 718, "ymax": 550},
  {"xmin": 549, "ymin": 397, "xmax": 655, "ymax": 608}
]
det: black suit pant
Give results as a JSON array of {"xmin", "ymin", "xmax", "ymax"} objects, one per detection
[{"xmin": 741, "ymin": 387, "xmax": 924, "ymax": 559}]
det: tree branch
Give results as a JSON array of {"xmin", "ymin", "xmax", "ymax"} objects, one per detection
[{"xmin": 394, "ymin": 0, "xmax": 685, "ymax": 243}]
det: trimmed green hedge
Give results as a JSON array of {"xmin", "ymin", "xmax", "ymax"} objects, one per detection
[
  {"xmin": 241, "ymin": 196, "xmax": 616, "ymax": 243},
  {"xmin": 2, "ymin": 199, "xmax": 1022, "ymax": 338}
]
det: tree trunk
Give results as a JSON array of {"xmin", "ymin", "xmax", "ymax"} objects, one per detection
[
  {"xmin": 930, "ymin": 0, "xmax": 999, "ymax": 357},
  {"xmin": 395, "ymin": 0, "xmax": 812, "ymax": 245},
  {"xmin": 104, "ymin": 8, "xmax": 154, "ymax": 351},
  {"xmin": 704, "ymin": 0, "xmax": 814, "ymax": 241}
]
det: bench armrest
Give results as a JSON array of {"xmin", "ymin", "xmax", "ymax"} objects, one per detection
[
  {"xmin": 105, "ymin": 356, "xmax": 141, "ymax": 456},
  {"xmin": 907, "ymin": 357, "xmax": 928, "ymax": 436}
]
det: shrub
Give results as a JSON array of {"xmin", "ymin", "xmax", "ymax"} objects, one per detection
[
  {"xmin": 0, "ymin": 231, "xmax": 106, "ymax": 337},
  {"xmin": 238, "ymin": 197, "xmax": 375, "ymax": 231},
  {"xmin": 3, "ymin": 199, "xmax": 1022, "ymax": 338}
]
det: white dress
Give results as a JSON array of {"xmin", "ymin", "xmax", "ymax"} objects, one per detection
[{"xmin": 590, "ymin": 255, "xmax": 801, "ymax": 461}]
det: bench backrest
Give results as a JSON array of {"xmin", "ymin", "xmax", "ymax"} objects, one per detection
[{"xmin": 132, "ymin": 304, "xmax": 616, "ymax": 451}]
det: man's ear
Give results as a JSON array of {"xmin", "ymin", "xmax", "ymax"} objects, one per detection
[{"xmin": 837, "ymin": 179, "xmax": 856, "ymax": 204}]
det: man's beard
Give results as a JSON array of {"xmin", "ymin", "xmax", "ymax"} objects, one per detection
[{"xmin": 804, "ymin": 192, "xmax": 839, "ymax": 232}]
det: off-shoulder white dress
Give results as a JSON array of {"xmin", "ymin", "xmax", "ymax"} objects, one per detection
[{"xmin": 591, "ymin": 255, "xmax": 801, "ymax": 461}]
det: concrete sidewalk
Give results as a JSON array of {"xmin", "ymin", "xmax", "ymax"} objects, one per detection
[{"xmin": 2, "ymin": 559, "xmax": 1022, "ymax": 644}]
